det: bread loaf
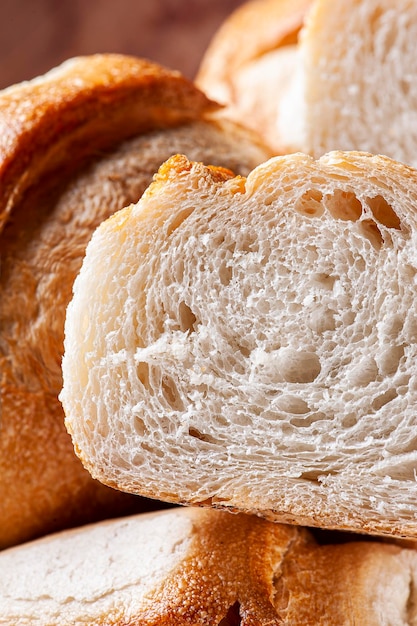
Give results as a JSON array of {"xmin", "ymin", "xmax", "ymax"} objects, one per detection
[
  {"xmin": 196, "ymin": 0, "xmax": 312, "ymax": 154},
  {"xmin": 1, "ymin": 506, "xmax": 417, "ymax": 625},
  {"xmin": 62, "ymin": 150, "xmax": 417, "ymax": 539},
  {"xmin": 0, "ymin": 53, "xmax": 271, "ymax": 548},
  {"xmin": 197, "ymin": 0, "xmax": 417, "ymax": 166}
]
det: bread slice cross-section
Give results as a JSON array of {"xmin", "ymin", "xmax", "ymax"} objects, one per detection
[{"xmin": 61, "ymin": 150, "xmax": 417, "ymax": 539}]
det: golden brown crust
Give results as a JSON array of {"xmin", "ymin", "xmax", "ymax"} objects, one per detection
[
  {"xmin": 151, "ymin": 152, "xmax": 236, "ymax": 187},
  {"xmin": 275, "ymin": 539, "xmax": 417, "ymax": 625},
  {"xmin": 3, "ymin": 506, "xmax": 417, "ymax": 624},
  {"xmin": 0, "ymin": 53, "xmax": 218, "ymax": 233},
  {"xmin": 100, "ymin": 509, "xmax": 308, "ymax": 626},
  {"xmin": 197, "ymin": 0, "xmax": 312, "ymax": 100}
]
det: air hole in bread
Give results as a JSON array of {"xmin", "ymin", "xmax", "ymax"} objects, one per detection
[
  {"xmin": 371, "ymin": 388, "xmax": 398, "ymax": 411},
  {"xmin": 133, "ymin": 417, "xmax": 147, "ymax": 437},
  {"xmin": 400, "ymin": 78, "xmax": 411, "ymax": 96},
  {"xmin": 178, "ymin": 301, "xmax": 197, "ymax": 333},
  {"xmin": 161, "ymin": 375, "xmax": 184, "ymax": 411},
  {"xmin": 300, "ymin": 470, "xmax": 322, "ymax": 483},
  {"xmin": 174, "ymin": 258, "xmax": 184, "ymax": 282},
  {"xmin": 236, "ymin": 230, "xmax": 257, "ymax": 253},
  {"xmin": 403, "ymin": 314, "xmax": 417, "ymax": 341},
  {"xmin": 366, "ymin": 195, "xmax": 401, "ymax": 229},
  {"xmin": 188, "ymin": 427, "xmax": 219, "ymax": 445},
  {"xmin": 308, "ymin": 307, "xmax": 336, "ymax": 333},
  {"xmin": 250, "ymin": 347, "xmax": 321, "ymax": 384},
  {"xmin": 274, "ymin": 395, "xmax": 310, "ymax": 415},
  {"xmin": 290, "ymin": 412, "xmax": 327, "ymax": 428},
  {"xmin": 311, "ymin": 272, "xmax": 336, "ymax": 290},
  {"xmin": 377, "ymin": 344, "xmax": 405, "ymax": 376},
  {"xmin": 377, "ymin": 460, "xmax": 417, "ymax": 482},
  {"xmin": 294, "ymin": 188, "xmax": 324, "ymax": 217},
  {"xmin": 378, "ymin": 314, "xmax": 403, "ymax": 339},
  {"xmin": 324, "ymin": 189, "xmax": 362, "ymax": 221},
  {"xmin": 218, "ymin": 601, "xmax": 241, "ymax": 626},
  {"xmin": 165, "ymin": 206, "xmax": 194, "ymax": 236},
  {"xmin": 136, "ymin": 361, "xmax": 150, "ymax": 388},
  {"xmin": 358, "ymin": 218, "xmax": 383, "ymax": 249},
  {"xmin": 277, "ymin": 348, "xmax": 321, "ymax": 383},
  {"xmin": 369, "ymin": 4, "xmax": 384, "ymax": 27},
  {"xmin": 219, "ymin": 260, "xmax": 233, "ymax": 286},
  {"xmin": 142, "ymin": 441, "xmax": 164, "ymax": 458},
  {"xmin": 345, "ymin": 356, "xmax": 378, "ymax": 387},
  {"xmin": 341, "ymin": 414, "xmax": 358, "ymax": 428},
  {"xmin": 236, "ymin": 343, "xmax": 252, "ymax": 359}
]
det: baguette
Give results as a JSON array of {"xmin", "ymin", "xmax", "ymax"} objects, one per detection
[
  {"xmin": 62, "ymin": 150, "xmax": 417, "ymax": 539},
  {"xmin": 197, "ymin": 0, "xmax": 417, "ymax": 165},
  {"xmin": 0, "ymin": 54, "xmax": 271, "ymax": 548},
  {"xmin": 1, "ymin": 506, "xmax": 417, "ymax": 625}
]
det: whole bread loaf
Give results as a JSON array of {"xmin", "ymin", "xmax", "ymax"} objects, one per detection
[
  {"xmin": 62, "ymin": 150, "xmax": 417, "ymax": 539},
  {"xmin": 197, "ymin": 0, "xmax": 417, "ymax": 165},
  {"xmin": 0, "ymin": 53, "xmax": 271, "ymax": 548},
  {"xmin": 1, "ymin": 506, "xmax": 417, "ymax": 625}
]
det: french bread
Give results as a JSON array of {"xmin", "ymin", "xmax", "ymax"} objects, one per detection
[
  {"xmin": 62, "ymin": 150, "xmax": 417, "ymax": 539},
  {"xmin": 0, "ymin": 54, "xmax": 271, "ymax": 548},
  {"xmin": 197, "ymin": 0, "xmax": 417, "ymax": 165},
  {"xmin": 1, "ymin": 506, "xmax": 417, "ymax": 625}
]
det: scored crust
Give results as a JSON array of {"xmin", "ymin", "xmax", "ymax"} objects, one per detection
[
  {"xmin": 1, "ymin": 506, "xmax": 417, "ymax": 625},
  {"xmin": 62, "ymin": 150, "xmax": 417, "ymax": 539}
]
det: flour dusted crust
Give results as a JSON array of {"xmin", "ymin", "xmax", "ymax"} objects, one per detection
[
  {"xmin": 62, "ymin": 150, "xmax": 417, "ymax": 539},
  {"xmin": 0, "ymin": 54, "xmax": 271, "ymax": 548},
  {"xmin": 1, "ymin": 506, "xmax": 417, "ymax": 625}
]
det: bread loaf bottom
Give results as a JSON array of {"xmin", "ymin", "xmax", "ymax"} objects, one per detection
[
  {"xmin": 1, "ymin": 506, "xmax": 417, "ymax": 626},
  {"xmin": 62, "ymin": 150, "xmax": 417, "ymax": 539},
  {"xmin": 0, "ymin": 54, "xmax": 271, "ymax": 548}
]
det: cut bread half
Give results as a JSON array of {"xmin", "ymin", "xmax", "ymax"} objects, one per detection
[
  {"xmin": 1, "ymin": 506, "xmax": 417, "ymax": 626},
  {"xmin": 0, "ymin": 54, "xmax": 271, "ymax": 548},
  {"xmin": 197, "ymin": 0, "xmax": 417, "ymax": 165},
  {"xmin": 62, "ymin": 150, "xmax": 417, "ymax": 539}
]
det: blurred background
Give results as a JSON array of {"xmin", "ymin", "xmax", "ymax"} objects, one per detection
[{"xmin": 0, "ymin": 0, "xmax": 245, "ymax": 89}]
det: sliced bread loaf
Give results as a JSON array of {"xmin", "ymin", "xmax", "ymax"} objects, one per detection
[{"xmin": 62, "ymin": 150, "xmax": 417, "ymax": 539}]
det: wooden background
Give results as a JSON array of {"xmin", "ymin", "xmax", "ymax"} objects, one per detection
[{"xmin": 0, "ymin": 0, "xmax": 245, "ymax": 89}]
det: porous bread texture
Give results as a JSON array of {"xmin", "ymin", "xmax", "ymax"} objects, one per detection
[
  {"xmin": 197, "ymin": 0, "xmax": 417, "ymax": 166},
  {"xmin": 2, "ymin": 506, "xmax": 417, "ymax": 626},
  {"xmin": 62, "ymin": 150, "xmax": 417, "ymax": 539},
  {"xmin": 302, "ymin": 0, "xmax": 417, "ymax": 165}
]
